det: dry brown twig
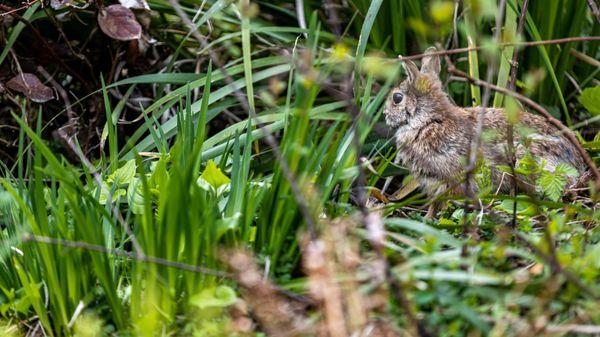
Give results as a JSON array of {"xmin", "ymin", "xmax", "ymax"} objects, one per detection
[
  {"xmin": 442, "ymin": 59, "xmax": 600, "ymax": 189},
  {"xmin": 400, "ymin": 36, "xmax": 600, "ymax": 61},
  {"xmin": 302, "ymin": 219, "xmax": 403, "ymax": 337},
  {"xmin": 303, "ymin": 236, "xmax": 348, "ymax": 337},
  {"xmin": 22, "ymin": 234, "xmax": 229, "ymax": 277},
  {"xmin": 0, "ymin": 0, "xmax": 42, "ymax": 16},
  {"xmin": 226, "ymin": 250, "xmax": 312, "ymax": 337}
]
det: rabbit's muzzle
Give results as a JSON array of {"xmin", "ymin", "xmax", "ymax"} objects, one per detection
[{"xmin": 383, "ymin": 105, "xmax": 408, "ymax": 128}]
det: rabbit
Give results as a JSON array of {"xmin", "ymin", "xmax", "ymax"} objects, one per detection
[{"xmin": 383, "ymin": 47, "xmax": 588, "ymax": 218}]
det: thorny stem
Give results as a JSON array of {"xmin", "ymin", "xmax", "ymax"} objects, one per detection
[
  {"xmin": 59, "ymin": 134, "xmax": 145, "ymax": 257},
  {"xmin": 0, "ymin": 0, "xmax": 41, "ymax": 16},
  {"xmin": 324, "ymin": 85, "xmax": 430, "ymax": 337},
  {"xmin": 506, "ymin": 0, "xmax": 529, "ymax": 229},
  {"xmin": 324, "ymin": 0, "xmax": 342, "ymax": 36},
  {"xmin": 22, "ymin": 235, "xmax": 314, "ymax": 304}
]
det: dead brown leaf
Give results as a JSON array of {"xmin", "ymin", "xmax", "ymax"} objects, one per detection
[
  {"xmin": 6, "ymin": 73, "xmax": 54, "ymax": 103},
  {"xmin": 98, "ymin": 4, "xmax": 142, "ymax": 41}
]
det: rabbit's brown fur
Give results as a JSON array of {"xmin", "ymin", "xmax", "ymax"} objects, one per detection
[{"xmin": 384, "ymin": 47, "xmax": 587, "ymax": 210}]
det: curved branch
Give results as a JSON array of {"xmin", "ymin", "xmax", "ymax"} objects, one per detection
[{"xmin": 445, "ymin": 62, "xmax": 600, "ymax": 188}]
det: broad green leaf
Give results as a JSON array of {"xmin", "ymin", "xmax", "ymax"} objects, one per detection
[
  {"xmin": 579, "ymin": 86, "xmax": 600, "ymax": 116},
  {"xmin": 498, "ymin": 198, "xmax": 538, "ymax": 216},
  {"xmin": 537, "ymin": 163, "xmax": 579, "ymax": 201},
  {"xmin": 200, "ymin": 160, "xmax": 230, "ymax": 190},
  {"xmin": 537, "ymin": 171, "xmax": 565, "ymax": 202},
  {"xmin": 189, "ymin": 285, "xmax": 237, "ymax": 310},
  {"xmin": 108, "ymin": 159, "xmax": 137, "ymax": 186},
  {"xmin": 216, "ymin": 213, "xmax": 241, "ymax": 239},
  {"xmin": 98, "ymin": 188, "xmax": 127, "ymax": 205}
]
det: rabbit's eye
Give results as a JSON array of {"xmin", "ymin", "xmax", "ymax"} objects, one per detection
[{"xmin": 392, "ymin": 92, "xmax": 404, "ymax": 104}]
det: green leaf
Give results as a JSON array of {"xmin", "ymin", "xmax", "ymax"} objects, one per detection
[
  {"xmin": 216, "ymin": 213, "xmax": 241, "ymax": 239},
  {"xmin": 537, "ymin": 171, "xmax": 565, "ymax": 202},
  {"xmin": 537, "ymin": 163, "xmax": 579, "ymax": 201},
  {"xmin": 189, "ymin": 285, "xmax": 237, "ymax": 310},
  {"xmin": 498, "ymin": 198, "xmax": 538, "ymax": 216},
  {"xmin": 0, "ymin": 3, "xmax": 39, "ymax": 66},
  {"xmin": 127, "ymin": 158, "xmax": 167, "ymax": 214},
  {"xmin": 98, "ymin": 188, "xmax": 127, "ymax": 205},
  {"xmin": 200, "ymin": 160, "xmax": 230, "ymax": 190},
  {"xmin": 515, "ymin": 153, "xmax": 541, "ymax": 176},
  {"xmin": 555, "ymin": 163, "xmax": 579, "ymax": 177},
  {"xmin": 579, "ymin": 86, "xmax": 600, "ymax": 116},
  {"xmin": 108, "ymin": 159, "xmax": 137, "ymax": 186}
]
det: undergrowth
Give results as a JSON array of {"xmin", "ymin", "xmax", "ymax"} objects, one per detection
[{"xmin": 0, "ymin": 0, "xmax": 599, "ymax": 336}]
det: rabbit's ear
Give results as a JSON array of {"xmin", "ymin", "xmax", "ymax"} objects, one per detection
[
  {"xmin": 421, "ymin": 47, "xmax": 440, "ymax": 76},
  {"xmin": 400, "ymin": 58, "xmax": 420, "ymax": 83}
]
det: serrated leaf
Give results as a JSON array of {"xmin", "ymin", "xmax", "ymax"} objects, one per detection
[
  {"xmin": 515, "ymin": 153, "xmax": 540, "ymax": 176},
  {"xmin": 200, "ymin": 160, "xmax": 230, "ymax": 190},
  {"xmin": 555, "ymin": 163, "xmax": 579, "ymax": 177},
  {"xmin": 579, "ymin": 86, "xmax": 600, "ymax": 116},
  {"xmin": 537, "ymin": 170, "xmax": 566, "ymax": 202}
]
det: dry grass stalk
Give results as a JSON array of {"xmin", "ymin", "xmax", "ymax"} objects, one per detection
[
  {"xmin": 226, "ymin": 250, "xmax": 312, "ymax": 337},
  {"xmin": 226, "ymin": 219, "xmax": 405, "ymax": 337},
  {"xmin": 302, "ymin": 218, "xmax": 402, "ymax": 337}
]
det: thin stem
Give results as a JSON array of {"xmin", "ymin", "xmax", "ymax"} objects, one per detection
[
  {"xmin": 400, "ymin": 36, "xmax": 600, "ymax": 61},
  {"xmin": 460, "ymin": 0, "xmax": 507, "ymax": 246},
  {"xmin": 166, "ymin": 0, "xmax": 318, "ymax": 239},
  {"xmin": 505, "ymin": 0, "xmax": 529, "ymax": 229},
  {"xmin": 445, "ymin": 64, "xmax": 600, "ymax": 188},
  {"xmin": 22, "ymin": 234, "xmax": 230, "ymax": 277}
]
